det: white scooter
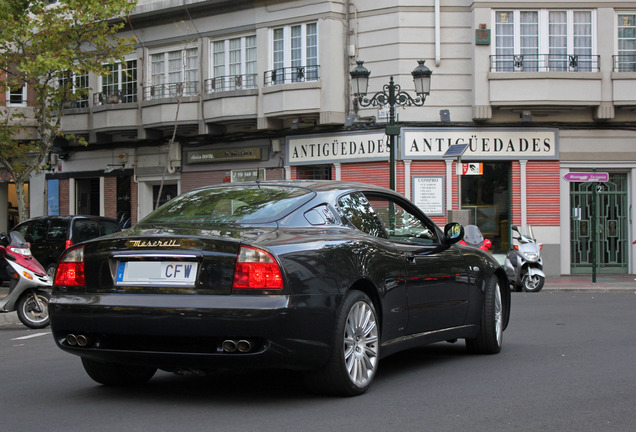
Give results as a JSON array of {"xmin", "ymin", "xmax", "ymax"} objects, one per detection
[
  {"xmin": 504, "ymin": 225, "xmax": 545, "ymax": 292},
  {"xmin": 0, "ymin": 231, "xmax": 52, "ymax": 328}
]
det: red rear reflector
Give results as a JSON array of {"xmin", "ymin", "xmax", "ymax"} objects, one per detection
[
  {"xmin": 65, "ymin": 240, "xmax": 73, "ymax": 249},
  {"xmin": 233, "ymin": 246, "xmax": 283, "ymax": 289},
  {"xmin": 54, "ymin": 246, "xmax": 85, "ymax": 287}
]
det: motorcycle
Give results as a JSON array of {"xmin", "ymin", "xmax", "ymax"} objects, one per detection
[
  {"xmin": 459, "ymin": 225, "xmax": 492, "ymax": 251},
  {"xmin": 504, "ymin": 225, "xmax": 545, "ymax": 292},
  {"xmin": 0, "ymin": 231, "xmax": 52, "ymax": 328}
]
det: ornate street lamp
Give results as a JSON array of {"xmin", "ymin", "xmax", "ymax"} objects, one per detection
[{"xmin": 350, "ymin": 60, "xmax": 432, "ymax": 191}]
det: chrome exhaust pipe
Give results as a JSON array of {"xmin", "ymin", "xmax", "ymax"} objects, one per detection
[
  {"xmin": 237, "ymin": 339, "xmax": 251, "ymax": 353},
  {"xmin": 66, "ymin": 334, "xmax": 78, "ymax": 346},
  {"xmin": 76, "ymin": 334, "xmax": 88, "ymax": 347},
  {"xmin": 222, "ymin": 340, "xmax": 237, "ymax": 353}
]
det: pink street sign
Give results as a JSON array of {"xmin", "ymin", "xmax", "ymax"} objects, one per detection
[{"xmin": 562, "ymin": 172, "xmax": 609, "ymax": 182}]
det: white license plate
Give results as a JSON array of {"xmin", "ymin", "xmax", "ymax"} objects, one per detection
[{"xmin": 115, "ymin": 261, "xmax": 198, "ymax": 286}]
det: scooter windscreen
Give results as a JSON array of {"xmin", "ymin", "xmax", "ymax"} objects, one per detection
[{"xmin": 463, "ymin": 225, "xmax": 484, "ymax": 246}]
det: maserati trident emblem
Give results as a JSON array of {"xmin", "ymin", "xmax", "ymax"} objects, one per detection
[{"xmin": 129, "ymin": 239, "xmax": 180, "ymax": 248}]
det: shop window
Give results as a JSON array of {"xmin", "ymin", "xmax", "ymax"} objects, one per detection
[
  {"xmin": 117, "ymin": 175, "xmax": 132, "ymax": 228},
  {"xmin": 76, "ymin": 178, "xmax": 100, "ymax": 215},
  {"xmin": 297, "ymin": 165, "xmax": 331, "ymax": 180},
  {"xmin": 460, "ymin": 162, "xmax": 510, "ymax": 252}
]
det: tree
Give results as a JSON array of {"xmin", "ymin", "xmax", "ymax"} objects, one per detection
[{"xmin": 0, "ymin": 0, "xmax": 137, "ymax": 222}]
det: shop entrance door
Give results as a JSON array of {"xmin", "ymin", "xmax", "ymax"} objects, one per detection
[
  {"xmin": 570, "ymin": 173, "xmax": 628, "ymax": 274},
  {"xmin": 461, "ymin": 162, "xmax": 510, "ymax": 252}
]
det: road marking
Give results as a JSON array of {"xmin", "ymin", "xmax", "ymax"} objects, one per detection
[{"xmin": 11, "ymin": 332, "xmax": 51, "ymax": 341}]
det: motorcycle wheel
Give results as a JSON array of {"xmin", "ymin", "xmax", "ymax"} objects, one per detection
[
  {"xmin": 522, "ymin": 274, "xmax": 545, "ymax": 293},
  {"xmin": 16, "ymin": 290, "xmax": 50, "ymax": 329}
]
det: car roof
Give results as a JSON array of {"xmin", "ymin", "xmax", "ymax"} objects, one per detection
[
  {"xmin": 16, "ymin": 215, "xmax": 119, "ymax": 224},
  {"xmin": 192, "ymin": 180, "xmax": 397, "ymax": 195}
]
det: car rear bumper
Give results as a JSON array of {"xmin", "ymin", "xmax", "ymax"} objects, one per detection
[{"xmin": 49, "ymin": 292, "xmax": 338, "ymax": 371}]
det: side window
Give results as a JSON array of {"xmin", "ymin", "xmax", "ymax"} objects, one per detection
[
  {"xmin": 13, "ymin": 223, "xmax": 30, "ymax": 238},
  {"xmin": 337, "ymin": 193, "xmax": 387, "ymax": 238},
  {"xmin": 30, "ymin": 220, "xmax": 48, "ymax": 242},
  {"xmin": 47, "ymin": 219, "xmax": 67, "ymax": 241},
  {"xmin": 365, "ymin": 194, "xmax": 437, "ymax": 245}
]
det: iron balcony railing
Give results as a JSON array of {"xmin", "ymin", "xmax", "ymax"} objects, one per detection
[
  {"xmin": 490, "ymin": 54, "xmax": 600, "ymax": 72},
  {"xmin": 142, "ymin": 81, "xmax": 199, "ymax": 100},
  {"xmin": 264, "ymin": 65, "xmax": 319, "ymax": 86},
  {"xmin": 204, "ymin": 74, "xmax": 258, "ymax": 93},
  {"xmin": 93, "ymin": 90, "xmax": 138, "ymax": 106},
  {"xmin": 613, "ymin": 55, "xmax": 636, "ymax": 72}
]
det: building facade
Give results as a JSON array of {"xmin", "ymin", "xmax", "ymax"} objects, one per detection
[{"xmin": 9, "ymin": 0, "xmax": 636, "ymax": 276}]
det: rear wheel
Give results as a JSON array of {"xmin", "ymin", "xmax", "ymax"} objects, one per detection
[
  {"xmin": 304, "ymin": 290, "xmax": 379, "ymax": 396},
  {"xmin": 81, "ymin": 358, "xmax": 156, "ymax": 386},
  {"xmin": 16, "ymin": 290, "xmax": 50, "ymax": 329},
  {"xmin": 466, "ymin": 276, "xmax": 503, "ymax": 354}
]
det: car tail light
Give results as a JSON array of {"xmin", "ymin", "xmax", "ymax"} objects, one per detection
[
  {"xmin": 233, "ymin": 246, "xmax": 283, "ymax": 289},
  {"xmin": 54, "ymin": 246, "xmax": 85, "ymax": 287},
  {"xmin": 65, "ymin": 240, "xmax": 73, "ymax": 249}
]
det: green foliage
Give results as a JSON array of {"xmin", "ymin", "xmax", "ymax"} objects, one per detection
[{"xmin": 0, "ymin": 0, "xmax": 138, "ymax": 220}]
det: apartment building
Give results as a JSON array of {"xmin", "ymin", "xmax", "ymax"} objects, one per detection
[{"xmin": 9, "ymin": 0, "xmax": 636, "ymax": 276}]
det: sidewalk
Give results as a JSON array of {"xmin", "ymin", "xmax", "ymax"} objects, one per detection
[
  {"xmin": 2, "ymin": 275, "xmax": 634, "ymax": 325},
  {"xmin": 544, "ymin": 274, "xmax": 636, "ymax": 292}
]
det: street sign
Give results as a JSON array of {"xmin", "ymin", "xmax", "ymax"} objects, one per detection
[
  {"xmin": 462, "ymin": 163, "xmax": 483, "ymax": 175},
  {"xmin": 563, "ymin": 172, "xmax": 609, "ymax": 182}
]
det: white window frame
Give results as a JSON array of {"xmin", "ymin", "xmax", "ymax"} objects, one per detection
[
  {"xmin": 209, "ymin": 34, "xmax": 257, "ymax": 92},
  {"xmin": 269, "ymin": 22, "xmax": 318, "ymax": 84},
  {"xmin": 99, "ymin": 56, "xmax": 138, "ymax": 104},
  {"xmin": 147, "ymin": 44, "xmax": 199, "ymax": 98},
  {"xmin": 616, "ymin": 12, "xmax": 636, "ymax": 72},
  {"xmin": 492, "ymin": 9, "xmax": 597, "ymax": 72},
  {"xmin": 59, "ymin": 70, "xmax": 89, "ymax": 108},
  {"xmin": 6, "ymin": 83, "xmax": 27, "ymax": 107}
]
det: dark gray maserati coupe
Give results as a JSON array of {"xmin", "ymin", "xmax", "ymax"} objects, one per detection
[{"xmin": 50, "ymin": 181, "xmax": 510, "ymax": 396}]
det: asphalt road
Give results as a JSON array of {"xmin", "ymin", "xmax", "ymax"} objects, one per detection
[{"xmin": 1, "ymin": 292, "xmax": 635, "ymax": 432}]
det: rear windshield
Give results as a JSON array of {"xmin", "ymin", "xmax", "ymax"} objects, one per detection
[
  {"xmin": 71, "ymin": 219, "xmax": 120, "ymax": 243},
  {"xmin": 140, "ymin": 185, "xmax": 314, "ymax": 225}
]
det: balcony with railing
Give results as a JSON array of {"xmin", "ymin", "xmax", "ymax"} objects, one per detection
[
  {"xmin": 261, "ymin": 65, "xmax": 322, "ymax": 127},
  {"xmin": 487, "ymin": 54, "xmax": 603, "ymax": 108},
  {"xmin": 91, "ymin": 90, "xmax": 140, "ymax": 136},
  {"xmin": 143, "ymin": 81, "xmax": 199, "ymax": 100},
  {"xmin": 205, "ymin": 74, "xmax": 257, "ymax": 93},
  {"xmin": 141, "ymin": 81, "xmax": 201, "ymax": 131},
  {"xmin": 490, "ymin": 54, "xmax": 600, "ymax": 73},
  {"xmin": 612, "ymin": 55, "xmax": 636, "ymax": 106},
  {"xmin": 264, "ymin": 65, "xmax": 319, "ymax": 86}
]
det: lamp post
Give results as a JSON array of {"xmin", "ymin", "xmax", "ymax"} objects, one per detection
[{"xmin": 350, "ymin": 60, "xmax": 432, "ymax": 191}]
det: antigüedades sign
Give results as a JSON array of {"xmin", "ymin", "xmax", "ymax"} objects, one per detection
[
  {"xmin": 402, "ymin": 128, "xmax": 559, "ymax": 160},
  {"xmin": 287, "ymin": 132, "xmax": 389, "ymax": 165}
]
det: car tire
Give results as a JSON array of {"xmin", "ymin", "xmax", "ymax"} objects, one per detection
[
  {"xmin": 466, "ymin": 275, "xmax": 503, "ymax": 354},
  {"xmin": 46, "ymin": 264, "xmax": 57, "ymax": 280},
  {"xmin": 303, "ymin": 290, "xmax": 380, "ymax": 396},
  {"xmin": 81, "ymin": 358, "xmax": 156, "ymax": 386}
]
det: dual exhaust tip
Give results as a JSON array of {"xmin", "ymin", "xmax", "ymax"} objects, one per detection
[
  {"xmin": 66, "ymin": 334, "xmax": 89, "ymax": 347},
  {"xmin": 222, "ymin": 339, "xmax": 252, "ymax": 353}
]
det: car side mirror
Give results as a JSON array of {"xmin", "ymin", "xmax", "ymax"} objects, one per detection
[{"xmin": 443, "ymin": 222, "xmax": 464, "ymax": 245}]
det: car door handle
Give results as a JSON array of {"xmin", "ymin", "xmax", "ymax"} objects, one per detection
[{"xmin": 402, "ymin": 252, "xmax": 416, "ymax": 264}]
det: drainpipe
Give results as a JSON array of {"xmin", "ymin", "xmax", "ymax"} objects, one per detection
[{"xmin": 435, "ymin": 0, "xmax": 441, "ymax": 66}]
